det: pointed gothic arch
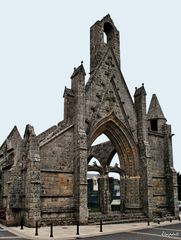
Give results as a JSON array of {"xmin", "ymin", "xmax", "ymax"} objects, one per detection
[
  {"xmin": 87, "ymin": 113, "xmax": 141, "ymax": 212},
  {"xmin": 88, "ymin": 112, "xmax": 139, "ymax": 177}
]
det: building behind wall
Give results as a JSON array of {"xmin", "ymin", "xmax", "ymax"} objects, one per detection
[{"xmin": 0, "ymin": 14, "xmax": 178, "ymax": 226}]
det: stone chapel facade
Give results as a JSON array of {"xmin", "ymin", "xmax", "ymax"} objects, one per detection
[{"xmin": 0, "ymin": 15, "xmax": 178, "ymax": 226}]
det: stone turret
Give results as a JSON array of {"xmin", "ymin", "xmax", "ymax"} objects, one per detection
[
  {"xmin": 147, "ymin": 94, "xmax": 167, "ymax": 133},
  {"xmin": 134, "ymin": 84, "xmax": 153, "ymax": 218}
]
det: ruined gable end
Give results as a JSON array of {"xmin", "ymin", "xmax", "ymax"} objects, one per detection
[{"xmin": 0, "ymin": 14, "xmax": 178, "ymax": 227}]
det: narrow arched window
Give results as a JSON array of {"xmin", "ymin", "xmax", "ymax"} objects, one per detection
[
  {"xmin": 104, "ymin": 22, "xmax": 114, "ymax": 45},
  {"xmin": 150, "ymin": 119, "xmax": 158, "ymax": 131}
]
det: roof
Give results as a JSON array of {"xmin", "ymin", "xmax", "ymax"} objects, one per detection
[
  {"xmin": 71, "ymin": 62, "xmax": 86, "ymax": 79},
  {"xmin": 147, "ymin": 94, "xmax": 166, "ymax": 120},
  {"xmin": 134, "ymin": 84, "xmax": 146, "ymax": 97},
  {"xmin": 63, "ymin": 87, "xmax": 74, "ymax": 97}
]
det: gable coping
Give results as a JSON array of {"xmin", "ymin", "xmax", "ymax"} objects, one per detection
[{"xmin": 40, "ymin": 124, "xmax": 74, "ymax": 147}]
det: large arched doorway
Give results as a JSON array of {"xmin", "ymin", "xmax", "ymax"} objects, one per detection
[
  {"xmin": 87, "ymin": 113, "xmax": 140, "ymax": 214},
  {"xmin": 87, "ymin": 134, "xmax": 126, "ymax": 213}
]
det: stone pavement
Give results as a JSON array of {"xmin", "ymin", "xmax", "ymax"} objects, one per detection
[{"xmin": 1, "ymin": 219, "xmax": 181, "ymax": 240}]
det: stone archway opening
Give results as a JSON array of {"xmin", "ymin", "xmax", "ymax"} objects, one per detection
[
  {"xmin": 109, "ymin": 154, "xmax": 121, "ymax": 212},
  {"xmin": 87, "ymin": 157, "xmax": 101, "ymax": 212},
  {"xmin": 109, "ymin": 172, "xmax": 120, "ymax": 212},
  {"xmin": 87, "ymin": 132, "xmax": 127, "ymax": 214},
  {"xmin": 87, "ymin": 114, "xmax": 140, "ymax": 215},
  {"xmin": 87, "ymin": 168, "xmax": 101, "ymax": 212}
]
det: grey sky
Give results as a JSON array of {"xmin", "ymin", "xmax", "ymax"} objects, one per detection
[{"xmin": 0, "ymin": 1, "xmax": 180, "ymax": 172}]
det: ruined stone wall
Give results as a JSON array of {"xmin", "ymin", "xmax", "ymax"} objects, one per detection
[
  {"xmin": 0, "ymin": 127, "xmax": 23, "ymax": 225},
  {"xmin": 3, "ymin": 144, "xmax": 24, "ymax": 226},
  {"xmin": 40, "ymin": 127, "xmax": 74, "ymax": 171},
  {"xmin": 0, "ymin": 127, "xmax": 22, "ymax": 154},
  {"xmin": 0, "ymin": 14, "xmax": 178, "ymax": 226},
  {"xmin": 40, "ymin": 127, "xmax": 75, "ymax": 224}
]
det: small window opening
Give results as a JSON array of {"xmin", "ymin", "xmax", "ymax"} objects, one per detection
[
  {"xmin": 150, "ymin": 119, "xmax": 158, "ymax": 131},
  {"xmin": 104, "ymin": 22, "xmax": 114, "ymax": 45}
]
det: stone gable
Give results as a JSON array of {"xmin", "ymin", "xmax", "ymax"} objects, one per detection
[{"xmin": 0, "ymin": 14, "xmax": 178, "ymax": 226}]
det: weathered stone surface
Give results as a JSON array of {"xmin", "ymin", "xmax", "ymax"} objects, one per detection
[{"xmin": 0, "ymin": 14, "xmax": 178, "ymax": 226}]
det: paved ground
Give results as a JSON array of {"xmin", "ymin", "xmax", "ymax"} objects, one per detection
[
  {"xmin": 0, "ymin": 219, "xmax": 180, "ymax": 240},
  {"xmin": 80, "ymin": 223, "xmax": 181, "ymax": 240},
  {"xmin": 0, "ymin": 225, "xmax": 30, "ymax": 240}
]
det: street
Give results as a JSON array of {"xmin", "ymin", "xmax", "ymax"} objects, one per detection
[
  {"xmin": 76, "ymin": 222, "xmax": 181, "ymax": 240},
  {"xmin": 0, "ymin": 225, "xmax": 29, "ymax": 240},
  {"xmin": 0, "ymin": 222, "xmax": 181, "ymax": 239}
]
